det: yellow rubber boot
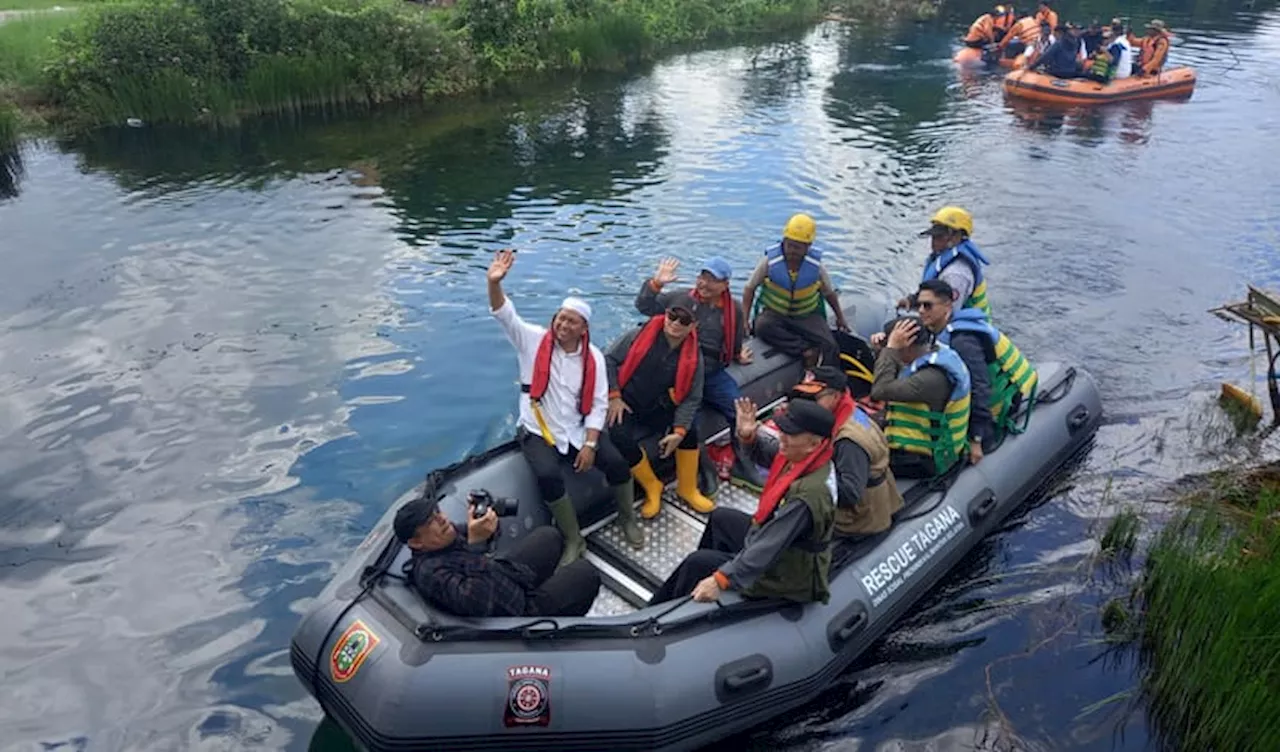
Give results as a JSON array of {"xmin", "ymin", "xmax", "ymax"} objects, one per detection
[
  {"xmin": 675, "ymin": 448, "xmax": 716, "ymax": 513},
  {"xmin": 630, "ymin": 450, "xmax": 666, "ymax": 519}
]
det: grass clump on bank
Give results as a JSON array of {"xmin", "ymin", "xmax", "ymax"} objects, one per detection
[
  {"xmin": 1118, "ymin": 465, "xmax": 1280, "ymax": 750},
  {"xmin": 0, "ymin": 0, "xmax": 825, "ymax": 133}
]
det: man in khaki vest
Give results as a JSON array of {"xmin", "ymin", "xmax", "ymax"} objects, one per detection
[{"xmin": 789, "ymin": 366, "xmax": 904, "ymax": 537}]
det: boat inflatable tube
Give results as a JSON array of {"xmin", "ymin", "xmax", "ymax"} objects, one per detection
[
  {"xmin": 290, "ymin": 298, "xmax": 1103, "ymax": 752},
  {"xmin": 1003, "ymin": 67, "xmax": 1197, "ymax": 105}
]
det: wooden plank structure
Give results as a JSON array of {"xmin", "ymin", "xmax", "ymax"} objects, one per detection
[{"xmin": 1209, "ymin": 285, "xmax": 1280, "ymax": 425}]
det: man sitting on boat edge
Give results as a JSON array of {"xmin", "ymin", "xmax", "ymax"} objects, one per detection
[
  {"xmin": 649, "ymin": 399, "xmax": 837, "ymax": 606},
  {"xmin": 788, "ymin": 366, "xmax": 904, "ymax": 539},
  {"xmin": 487, "ymin": 249, "xmax": 643, "ymax": 563},
  {"xmin": 395, "ymin": 496, "xmax": 602, "ymax": 618}
]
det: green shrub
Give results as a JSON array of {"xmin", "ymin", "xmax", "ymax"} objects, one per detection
[
  {"xmin": 44, "ymin": 0, "xmax": 476, "ymax": 125},
  {"xmin": 34, "ymin": 0, "xmax": 822, "ymax": 128}
]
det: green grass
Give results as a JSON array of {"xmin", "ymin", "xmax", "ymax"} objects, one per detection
[
  {"xmin": 1129, "ymin": 472, "xmax": 1280, "ymax": 750},
  {"xmin": 0, "ymin": 11, "xmax": 77, "ymax": 88},
  {"xmin": 0, "ymin": 0, "xmax": 79, "ymax": 10},
  {"xmin": 0, "ymin": 0, "xmax": 829, "ymax": 132}
]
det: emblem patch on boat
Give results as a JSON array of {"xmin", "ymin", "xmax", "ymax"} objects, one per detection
[
  {"xmin": 1051, "ymin": 79, "xmax": 1070, "ymax": 87},
  {"xmin": 504, "ymin": 665, "xmax": 552, "ymax": 727},
  {"xmin": 330, "ymin": 620, "xmax": 381, "ymax": 683}
]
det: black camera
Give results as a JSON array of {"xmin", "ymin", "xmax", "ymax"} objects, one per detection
[{"xmin": 468, "ymin": 489, "xmax": 519, "ymax": 519}]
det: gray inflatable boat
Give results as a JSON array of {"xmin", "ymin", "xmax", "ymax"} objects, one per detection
[{"xmin": 290, "ymin": 300, "xmax": 1102, "ymax": 751}]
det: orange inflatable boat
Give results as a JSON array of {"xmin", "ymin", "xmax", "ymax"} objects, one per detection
[
  {"xmin": 1002, "ymin": 67, "xmax": 1197, "ymax": 105},
  {"xmin": 953, "ymin": 46, "xmax": 1026, "ymax": 69}
]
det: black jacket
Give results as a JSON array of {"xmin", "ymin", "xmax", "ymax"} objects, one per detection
[{"xmin": 405, "ymin": 524, "xmax": 536, "ymax": 617}]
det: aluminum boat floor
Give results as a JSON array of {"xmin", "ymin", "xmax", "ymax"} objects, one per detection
[{"xmin": 585, "ymin": 480, "xmax": 762, "ymax": 615}]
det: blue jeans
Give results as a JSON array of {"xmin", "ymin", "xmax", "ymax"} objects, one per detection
[{"xmin": 701, "ymin": 368, "xmax": 740, "ymax": 424}]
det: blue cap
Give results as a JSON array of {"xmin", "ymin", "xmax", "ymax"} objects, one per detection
[{"xmin": 700, "ymin": 256, "xmax": 732, "ymax": 281}]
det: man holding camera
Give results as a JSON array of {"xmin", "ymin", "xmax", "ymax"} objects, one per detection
[
  {"xmin": 395, "ymin": 495, "xmax": 602, "ymax": 618},
  {"xmin": 487, "ymin": 249, "xmax": 643, "ymax": 565}
]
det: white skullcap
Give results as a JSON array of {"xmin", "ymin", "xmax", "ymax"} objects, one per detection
[{"xmin": 559, "ymin": 296, "xmax": 592, "ymax": 323}]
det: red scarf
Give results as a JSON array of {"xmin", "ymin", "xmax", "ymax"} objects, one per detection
[
  {"xmin": 692, "ymin": 287, "xmax": 736, "ymax": 366},
  {"xmin": 529, "ymin": 325, "xmax": 595, "ymax": 416},
  {"xmin": 832, "ymin": 392, "xmax": 855, "ymax": 433},
  {"xmin": 753, "ymin": 439, "xmax": 834, "ymax": 524},
  {"xmin": 617, "ymin": 316, "xmax": 699, "ymax": 404}
]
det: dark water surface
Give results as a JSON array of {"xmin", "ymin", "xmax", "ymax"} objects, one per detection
[{"xmin": 4, "ymin": 5, "xmax": 1280, "ymax": 750}]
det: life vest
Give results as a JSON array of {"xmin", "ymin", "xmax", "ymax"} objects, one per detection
[
  {"xmin": 1140, "ymin": 33, "xmax": 1169, "ymax": 74},
  {"xmin": 617, "ymin": 315, "xmax": 700, "ymax": 405},
  {"xmin": 522, "ymin": 326, "xmax": 596, "ymax": 446},
  {"xmin": 834, "ymin": 405, "xmax": 904, "ymax": 535},
  {"xmin": 1003, "ymin": 17, "xmax": 1040, "ymax": 48},
  {"xmin": 938, "ymin": 308, "xmax": 1038, "ymax": 438},
  {"xmin": 883, "ymin": 347, "xmax": 972, "ymax": 476},
  {"xmin": 965, "ymin": 14, "xmax": 995, "ymax": 45},
  {"xmin": 759, "ymin": 242, "xmax": 825, "ymax": 317},
  {"xmin": 1086, "ymin": 48, "xmax": 1113, "ymax": 80},
  {"xmin": 921, "ymin": 239, "xmax": 992, "ymax": 319}
]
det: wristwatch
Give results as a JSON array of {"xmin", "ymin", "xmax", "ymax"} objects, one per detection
[{"xmin": 584, "ymin": 440, "xmax": 598, "ymax": 450}]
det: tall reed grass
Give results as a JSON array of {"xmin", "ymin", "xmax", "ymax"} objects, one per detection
[{"xmin": 1127, "ymin": 470, "xmax": 1280, "ymax": 750}]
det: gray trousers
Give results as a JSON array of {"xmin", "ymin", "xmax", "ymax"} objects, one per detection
[{"xmin": 754, "ymin": 309, "xmax": 839, "ymax": 365}]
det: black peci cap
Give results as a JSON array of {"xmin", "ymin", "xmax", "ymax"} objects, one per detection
[
  {"xmin": 393, "ymin": 496, "xmax": 440, "ymax": 544},
  {"xmin": 774, "ymin": 399, "xmax": 836, "ymax": 437}
]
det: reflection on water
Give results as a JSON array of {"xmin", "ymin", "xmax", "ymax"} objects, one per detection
[
  {"xmin": 2, "ymin": 4, "xmax": 1280, "ymax": 751},
  {"xmin": 0, "ymin": 146, "xmax": 21, "ymax": 200}
]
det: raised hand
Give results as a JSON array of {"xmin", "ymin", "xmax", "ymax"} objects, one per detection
[
  {"xmin": 653, "ymin": 257, "xmax": 680, "ymax": 288},
  {"xmin": 487, "ymin": 249, "xmax": 515, "ymax": 283},
  {"xmin": 734, "ymin": 397, "xmax": 759, "ymax": 441}
]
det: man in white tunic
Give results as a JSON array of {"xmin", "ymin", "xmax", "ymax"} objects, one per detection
[{"xmin": 487, "ymin": 250, "xmax": 643, "ymax": 567}]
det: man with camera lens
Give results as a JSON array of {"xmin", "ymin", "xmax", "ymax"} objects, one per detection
[
  {"xmin": 487, "ymin": 249, "xmax": 643, "ymax": 565},
  {"xmin": 395, "ymin": 493, "xmax": 602, "ymax": 618}
]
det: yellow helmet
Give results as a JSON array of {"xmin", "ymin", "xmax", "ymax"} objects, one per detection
[
  {"xmin": 783, "ymin": 213, "xmax": 817, "ymax": 244},
  {"xmin": 927, "ymin": 206, "xmax": 973, "ymax": 236}
]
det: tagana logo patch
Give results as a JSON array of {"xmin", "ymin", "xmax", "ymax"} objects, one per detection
[
  {"xmin": 504, "ymin": 665, "xmax": 552, "ymax": 727},
  {"xmin": 330, "ymin": 620, "xmax": 381, "ymax": 683}
]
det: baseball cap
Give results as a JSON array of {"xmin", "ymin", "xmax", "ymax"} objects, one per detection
[
  {"xmin": 700, "ymin": 256, "xmax": 733, "ymax": 281},
  {"xmin": 665, "ymin": 292, "xmax": 698, "ymax": 315},
  {"xmin": 792, "ymin": 365, "xmax": 849, "ymax": 399},
  {"xmin": 774, "ymin": 400, "xmax": 836, "ymax": 438},
  {"xmin": 393, "ymin": 496, "xmax": 440, "ymax": 544}
]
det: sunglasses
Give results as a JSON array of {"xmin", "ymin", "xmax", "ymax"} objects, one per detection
[
  {"xmin": 666, "ymin": 309, "xmax": 694, "ymax": 326},
  {"xmin": 916, "ymin": 300, "xmax": 942, "ymax": 311}
]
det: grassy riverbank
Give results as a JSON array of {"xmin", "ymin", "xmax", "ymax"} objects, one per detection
[
  {"xmin": 1108, "ymin": 463, "xmax": 1280, "ymax": 750},
  {"xmin": 0, "ymin": 0, "xmax": 854, "ymax": 144}
]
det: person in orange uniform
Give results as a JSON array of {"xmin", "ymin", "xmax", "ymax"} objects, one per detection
[
  {"xmin": 1035, "ymin": 0, "xmax": 1058, "ymax": 32},
  {"xmin": 993, "ymin": 5, "xmax": 1017, "ymax": 41},
  {"xmin": 997, "ymin": 14, "xmax": 1041, "ymax": 61},
  {"xmin": 1132, "ymin": 19, "xmax": 1171, "ymax": 76},
  {"xmin": 963, "ymin": 10, "xmax": 997, "ymax": 47}
]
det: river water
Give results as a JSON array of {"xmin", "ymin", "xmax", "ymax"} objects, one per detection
[{"xmin": 3, "ymin": 3, "xmax": 1280, "ymax": 750}]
